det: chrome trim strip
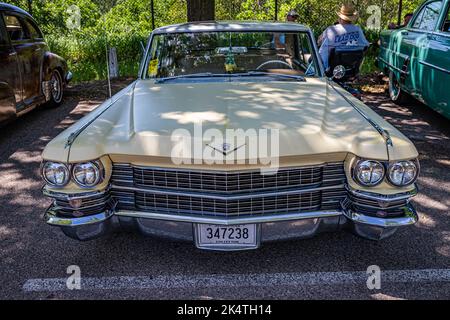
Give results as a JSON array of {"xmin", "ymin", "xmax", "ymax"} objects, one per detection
[
  {"xmin": 110, "ymin": 184, "xmax": 345, "ymax": 201},
  {"xmin": 328, "ymin": 80, "xmax": 394, "ymax": 151},
  {"xmin": 419, "ymin": 60, "xmax": 450, "ymax": 75},
  {"xmin": 45, "ymin": 209, "xmax": 114, "ymax": 226},
  {"xmin": 115, "ymin": 209, "xmax": 342, "ymax": 225},
  {"xmin": 378, "ymin": 57, "xmax": 409, "ymax": 75},
  {"xmin": 42, "ymin": 186, "xmax": 109, "ymax": 201},
  {"xmin": 64, "ymin": 81, "xmax": 137, "ymax": 149},
  {"xmin": 345, "ymin": 184, "xmax": 418, "ymax": 202}
]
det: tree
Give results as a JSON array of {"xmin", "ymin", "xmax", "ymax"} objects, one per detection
[{"xmin": 187, "ymin": 0, "xmax": 215, "ymax": 22}]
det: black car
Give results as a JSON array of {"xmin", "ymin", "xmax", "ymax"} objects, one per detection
[{"xmin": 0, "ymin": 3, "xmax": 71, "ymax": 126}]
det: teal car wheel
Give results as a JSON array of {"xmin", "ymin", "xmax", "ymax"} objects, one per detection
[{"xmin": 389, "ymin": 71, "xmax": 410, "ymax": 104}]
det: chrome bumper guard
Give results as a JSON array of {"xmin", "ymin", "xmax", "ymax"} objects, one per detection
[
  {"xmin": 43, "ymin": 183, "xmax": 418, "ymax": 244},
  {"xmin": 66, "ymin": 71, "xmax": 73, "ymax": 83}
]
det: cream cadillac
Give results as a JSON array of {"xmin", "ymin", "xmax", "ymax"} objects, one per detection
[{"xmin": 41, "ymin": 22, "xmax": 419, "ymax": 251}]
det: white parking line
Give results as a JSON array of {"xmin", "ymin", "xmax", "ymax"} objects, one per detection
[{"xmin": 23, "ymin": 269, "xmax": 450, "ymax": 292}]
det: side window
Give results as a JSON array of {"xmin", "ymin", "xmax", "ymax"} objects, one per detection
[
  {"xmin": 412, "ymin": 1, "xmax": 443, "ymax": 31},
  {"xmin": 3, "ymin": 14, "xmax": 28, "ymax": 42},
  {"xmin": 24, "ymin": 19, "xmax": 43, "ymax": 39},
  {"xmin": 442, "ymin": 5, "xmax": 450, "ymax": 32},
  {"xmin": 412, "ymin": 8, "xmax": 426, "ymax": 28}
]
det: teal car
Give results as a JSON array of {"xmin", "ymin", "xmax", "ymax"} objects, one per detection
[{"xmin": 378, "ymin": 0, "xmax": 450, "ymax": 119}]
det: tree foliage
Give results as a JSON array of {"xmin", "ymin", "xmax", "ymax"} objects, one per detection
[{"xmin": 2, "ymin": 0, "xmax": 425, "ymax": 81}]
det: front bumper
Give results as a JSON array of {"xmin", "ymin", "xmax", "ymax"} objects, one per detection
[
  {"xmin": 43, "ymin": 185, "xmax": 418, "ymax": 249},
  {"xmin": 65, "ymin": 71, "xmax": 73, "ymax": 83}
]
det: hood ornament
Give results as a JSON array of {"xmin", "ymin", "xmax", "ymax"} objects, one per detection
[
  {"xmin": 207, "ymin": 142, "xmax": 245, "ymax": 156},
  {"xmin": 222, "ymin": 143, "xmax": 231, "ymax": 152}
]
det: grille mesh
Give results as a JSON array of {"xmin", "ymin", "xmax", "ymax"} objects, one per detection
[{"xmin": 111, "ymin": 163, "xmax": 347, "ymax": 217}]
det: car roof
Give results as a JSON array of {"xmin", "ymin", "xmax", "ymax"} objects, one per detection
[
  {"xmin": 153, "ymin": 21, "xmax": 311, "ymax": 34},
  {"xmin": 0, "ymin": 2, "xmax": 33, "ymax": 18}
]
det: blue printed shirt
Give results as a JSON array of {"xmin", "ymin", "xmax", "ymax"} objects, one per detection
[{"xmin": 318, "ymin": 24, "xmax": 369, "ymax": 70}]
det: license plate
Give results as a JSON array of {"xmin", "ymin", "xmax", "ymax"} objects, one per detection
[{"xmin": 196, "ymin": 224, "xmax": 257, "ymax": 249}]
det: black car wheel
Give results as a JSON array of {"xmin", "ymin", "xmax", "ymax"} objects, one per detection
[
  {"xmin": 388, "ymin": 70, "xmax": 410, "ymax": 104},
  {"xmin": 46, "ymin": 69, "xmax": 63, "ymax": 108}
]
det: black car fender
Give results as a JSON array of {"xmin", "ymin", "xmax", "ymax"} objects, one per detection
[
  {"xmin": 42, "ymin": 52, "xmax": 70, "ymax": 84},
  {"xmin": 40, "ymin": 52, "xmax": 71, "ymax": 101}
]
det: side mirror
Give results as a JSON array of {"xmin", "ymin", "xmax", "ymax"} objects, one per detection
[{"xmin": 332, "ymin": 65, "xmax": 346, "ymax": 80}]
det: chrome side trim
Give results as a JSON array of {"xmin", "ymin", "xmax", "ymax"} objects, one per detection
[
  {"xmin": 45, "ymin": 209, "xmax": 114, "ymax": 226},
  {"xmin": 328, "ymin": 80, "xmax": 394, "ymax": 151},
  {"xmin": 378, "ymin": 57, "xmax": 409, "ymax": 75},
  {"xmin": 64, "ymin": 81, "xmax": 137, "ymax": 149},
  {"xmin": 419, "ymin": 60, "xmax": 450, "ymax": 75},
  {"xmin": 110, "ymin": 184, "xmax": 345, "ymax": 201},
  {"xmin": 115, "ymin": 209, "xmax": 342, "ymax": 225}
]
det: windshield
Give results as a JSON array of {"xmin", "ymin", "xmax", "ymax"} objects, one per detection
[{"xmin": 144, "ymin": 31, "xmax": 320, "ymax": 79}]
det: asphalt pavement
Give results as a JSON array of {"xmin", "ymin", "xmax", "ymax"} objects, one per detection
[{"xmin": 0, "ymin": 79, "xmax": 449, "ymax": 300}]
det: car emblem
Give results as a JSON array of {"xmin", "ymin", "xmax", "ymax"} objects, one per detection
[
  {"xmin": 207, "ymin": 142, "xmax": 246, "ymax": 156},
  {"xmin": 222, "ymin": 143, "xmax": 231, "ymax": 152}
]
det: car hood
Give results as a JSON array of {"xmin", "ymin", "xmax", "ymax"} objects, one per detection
[{"xmin": 42, "ymin": 78, "xmax": 418, "ymax": 164}]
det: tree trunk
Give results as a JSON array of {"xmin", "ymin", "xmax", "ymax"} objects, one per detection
[
  {"xmin": 187, "ymin": 0, "xmax": 215, "ymax": 22},
  {"xmin": 27, "ymin": 0, "xmax": 32, "ymax": 15}
]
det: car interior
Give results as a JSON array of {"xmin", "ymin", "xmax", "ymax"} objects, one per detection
[
  {"xmin": 150, "ymin": 32, "xmax": 317, "ymax": 78},
  {"xmin": 4, "ymin": 15, "xmax": 25, "ymax": 41}
]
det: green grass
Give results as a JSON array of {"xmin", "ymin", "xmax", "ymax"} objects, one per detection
[
  {"xmin": 360, "ymin": 55, "xmax": 380, "ymax": 75},
  {"xmin": 68, "ymin": 60, "xmax": 140, "ymax": 83}
]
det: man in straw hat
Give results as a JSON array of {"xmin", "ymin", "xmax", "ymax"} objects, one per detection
[
  {"xmin": 286, "ymin": 9, "xmax": 300, "ymax": 22},
  {"xmin": 274, "ymin": 9, "xmax": 300, "ymax": 47},
  {"xmin": 318, "ymin": 3, "xmax": 369, "ymax": 70}
]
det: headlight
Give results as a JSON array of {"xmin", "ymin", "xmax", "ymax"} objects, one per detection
[
  {"xmin": 388, "ymin": 160, "xmax": 418, "ymax": 186},
  {"xmin": 42, "ymin": 162, "xmax": 70, "ymax": 187},
  {"xmin": 72, "ymin": 161, "xmax": 103, "ymax": 187},
  {"xmin": 353, "ymin": 160, "xmax": 385, "ymax": 186}
]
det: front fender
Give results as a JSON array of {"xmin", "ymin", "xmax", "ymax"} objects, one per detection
[{"xmin": 42, "ymin": 52, "xmax": 70, "ymax": 84}]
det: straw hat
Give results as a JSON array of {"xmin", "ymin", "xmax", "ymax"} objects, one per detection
[
  {"xmin": 287, "ymin": 9, "xmax": 300, "ymax": 18},
  {"xmin": 337, "ymin": 3, "xmax": 359, "ymax": 22}
]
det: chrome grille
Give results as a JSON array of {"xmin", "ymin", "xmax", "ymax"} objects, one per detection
[
  {"xmin": 111, "ymin": 162, "xmax": 347, "ymax": 217},
  {"xmin": 137, "ymin": 191, "xmax": 322, "ymax": 216},
  {"xmin": 112, "ymin": 163, "xmax": 345, "ymax": 193}
]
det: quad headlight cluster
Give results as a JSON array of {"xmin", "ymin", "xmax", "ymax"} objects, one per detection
[
  {"xmin": 42, "ymin": 160, "xmax": 104, "ymax": 188},
  {"xmin": 353, "ymin": 158, "xmax": 419, "ymax": 187}
]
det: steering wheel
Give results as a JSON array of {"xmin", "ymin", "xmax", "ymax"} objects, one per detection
[{"xmin": 256, "ymin": 60, "xmax": 293, "ymax": 70}]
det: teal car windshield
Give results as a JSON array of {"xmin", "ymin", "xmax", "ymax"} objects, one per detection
[{"xmin": 144, "ymin": 31, "xmax": 319, "ymax": 79}]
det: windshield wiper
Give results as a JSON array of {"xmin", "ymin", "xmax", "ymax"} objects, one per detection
[
  {"xmin": 243, "ymin": 71, "xmax": 306, "ymax": 82},
  {"xmin": 155, "ymin": 73, "xmax": 228, "ymax": 83}
]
